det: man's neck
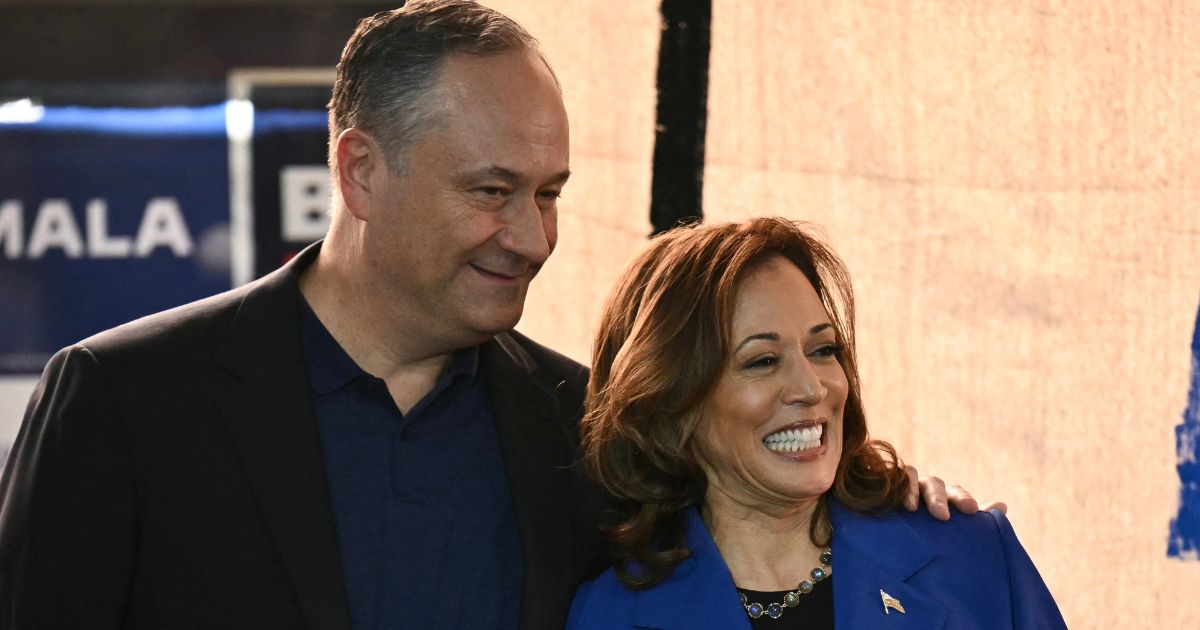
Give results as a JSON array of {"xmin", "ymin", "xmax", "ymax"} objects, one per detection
[{"xmin": 299, "ymin": 246, "xmax": 461, "ymax": 414}]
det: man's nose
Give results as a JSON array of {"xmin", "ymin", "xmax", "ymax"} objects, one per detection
[{"xmin": 500, "ymin": 195, "xmax": 552, "ymax": 265}]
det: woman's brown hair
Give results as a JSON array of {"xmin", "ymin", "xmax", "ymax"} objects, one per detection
[{"xmin": 582, "ymin": 217, "xmax": 909, "ymax": 589}]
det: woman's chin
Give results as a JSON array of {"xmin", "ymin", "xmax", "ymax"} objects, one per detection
[{"xmin": 755, "ymin": 447, "xmax": 839, "ymax": 501}]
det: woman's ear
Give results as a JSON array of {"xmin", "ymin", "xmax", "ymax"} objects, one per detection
[{"xmin": 334, "ymin": 128, "xmax": 384, "ymax": 222}]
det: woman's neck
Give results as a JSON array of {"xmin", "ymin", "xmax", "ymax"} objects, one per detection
[{"xmin": 701, "ymin": 489, "xmax": 828, "ymax": 591}]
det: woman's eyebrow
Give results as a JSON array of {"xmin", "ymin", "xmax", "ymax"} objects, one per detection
[
  {"xmin": 734, "ymin": 332, "xmax": 778, "ymax": 353},
  {"xmin": 810, "ymin": 322, "xmax": 833, "ymax": 335},
  {"xmin": 734, "ymin": 323, "xmax": 835, "ymax": 352}
]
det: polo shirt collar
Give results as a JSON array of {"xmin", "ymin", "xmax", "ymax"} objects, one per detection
[{"xmin": 297, "ymin": 296, "xmax": 480, "ymax": 395}]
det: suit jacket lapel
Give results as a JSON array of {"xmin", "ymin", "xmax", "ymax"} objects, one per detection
[
  {"xmin": 830, "ymin": 501, "xmax": 947, "ymax": 630},
  {"xmin": 483, "ymin": 334, "xmax": 576, "ymax": 630},
  {"xmin": 632, "ymin": 508, "xmax": 751, "ymax": 630},
  {"xmin": 214, "ymin": 243, "xmax": 351, "ymax": 630}
]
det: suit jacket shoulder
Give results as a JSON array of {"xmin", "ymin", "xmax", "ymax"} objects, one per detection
[
  {"xmin": 830, "ymin": 501, "xmax": 1067, "ymax": 629},
  {"xmin": 935, "ymin": 508, "xmax": 1065, "ymax": 629},
  {"xmin": 495, "ymin": 328, "xmax": 589, "ymax": 415},
  {"xmin": 74, "ymin": 244, "xmax": 307, "ymax": 381},
  {"xmin": 0, "ymin": 244, "xmax": 345, "ymax": 630}
]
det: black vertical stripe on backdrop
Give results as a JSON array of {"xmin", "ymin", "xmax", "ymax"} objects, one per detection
[{"xmin": 649, "ymin": 0, "xmax": 712, "ymax": 235}]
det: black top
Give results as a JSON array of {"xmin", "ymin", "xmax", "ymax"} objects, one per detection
[{"xmin": 738, "ymin": 576, "xmax": 834, "ymax": 630}]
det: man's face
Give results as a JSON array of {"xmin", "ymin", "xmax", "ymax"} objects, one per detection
[{"xmin": 362, "ymin": 50, "xmax": 570, "ymax": 345}]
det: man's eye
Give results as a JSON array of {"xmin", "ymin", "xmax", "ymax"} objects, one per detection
[
  {"xmin": 538, "ymin": 190, "xmax": 562, "ymax": 201},
  {"xmin": 479, "ymin": 187, "xmax": 506, "ymax": 196}
]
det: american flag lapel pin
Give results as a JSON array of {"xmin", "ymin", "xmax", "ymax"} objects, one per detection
[{"xmin": 880, "ymin": 589, "xmax": 906, "ymax": 615}]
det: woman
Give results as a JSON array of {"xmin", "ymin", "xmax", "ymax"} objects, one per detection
[{"xmin": 568, "ymin": 218, "xmax": 1064, "ymax": 629}]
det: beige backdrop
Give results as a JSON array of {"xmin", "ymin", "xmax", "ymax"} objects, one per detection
[
  {"xmin": 491, "ymin": 0, "xmax": 659, "ymax": 362},
  {"xmin": 509, "ymin": 1, "xmax": 1200, "ymax": 627},
  {"xmin": 2, "ymin": 1, "xmax": 1197, "ymax": 627}
]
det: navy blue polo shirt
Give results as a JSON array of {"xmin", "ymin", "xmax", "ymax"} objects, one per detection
[{"xmin": 298, "ymin": 298, "xmax": 523, "ymax": 630}]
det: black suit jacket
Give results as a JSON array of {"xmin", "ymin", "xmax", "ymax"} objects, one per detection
[{"xmin": 0, "ymin": 244, "xmax": 604, "ymax": 630}]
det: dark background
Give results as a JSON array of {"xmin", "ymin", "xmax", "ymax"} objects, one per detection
[
  {"xmin": 0, "ymin": 0, "xmax": 396, "ymax": 107},
  {"xmin": 0, "ymin": 0, "xmax": 710, "ymax": 232}
]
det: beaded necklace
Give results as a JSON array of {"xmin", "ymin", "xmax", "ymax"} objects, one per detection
[{"xmin": 736, "ymin": 548, "xmax": 832, "ymax": 620}]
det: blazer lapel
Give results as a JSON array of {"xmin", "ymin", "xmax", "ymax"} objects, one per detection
[
  {"xmin": 483, "ymin": 334, "xmax": 577, "ymax": 630},
  {"xmin": 830, "ymin": 501, "xmax": 947, "ymax": 630},
  {"xmin": 214, "ymin": 243, "xmax": 351, "ymax": 630},
  {"xmin": 632, "ymin": 508, "xmax": 751, "ymax": 630}
]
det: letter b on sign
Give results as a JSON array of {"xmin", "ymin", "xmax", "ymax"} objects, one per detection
[{"xmin": 280, "ymin": 165, "xmax": 331, "ymax": 241}]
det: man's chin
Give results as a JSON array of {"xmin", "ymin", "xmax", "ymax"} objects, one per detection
[
  {"xmin": 446, "ymin": 284, "xmax": 527, "ymax": 340},
  {"xmin": 465, "ymin": 305, "xmax": 524, "ymax": 338}
]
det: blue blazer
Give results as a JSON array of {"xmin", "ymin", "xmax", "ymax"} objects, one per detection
[{"xmin": 568, "ymin": 501, "xmax": 1065, "ymax": 629}]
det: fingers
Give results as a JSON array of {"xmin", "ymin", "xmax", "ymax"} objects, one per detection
[
  {"xmin": 982, "ymin": 501, "xmax": 1008, "ymax": 515},
  {"xmin": 945, "ymin": 484, "xmax": 979, "ymax": 514},
  {"xmin": 920, "ymin": 475, "xmax": 951, "ymax": 521},
  {"xmin": 905, "ymin": 468, "xmax": 999, "ymax": 519},
  {"xmin": 902, "ymin": 465, "xmax": 920, "ymax": 512}
]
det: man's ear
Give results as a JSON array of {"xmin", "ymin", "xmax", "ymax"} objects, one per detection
[{"xmin": 334, "ymin": 128, "xmax": 385, "ymax": 222}]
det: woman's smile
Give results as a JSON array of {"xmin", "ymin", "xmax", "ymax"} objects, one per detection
[{"xmin": 762, "ymin": 421, "xmax": 828, "ymax": 460}]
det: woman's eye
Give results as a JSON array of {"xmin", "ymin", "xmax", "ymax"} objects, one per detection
[
  {"xmin": 811, "ymin": 344, "xmax": 843, "ymax": 359},
  {"xmin": 745, "ymin": 356, "xmax": 778, "ymax": 369}
]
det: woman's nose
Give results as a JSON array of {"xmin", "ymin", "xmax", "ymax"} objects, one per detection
[{"xmin": 784, "ymin": 358, "xmax": 828, "ymax": 406}]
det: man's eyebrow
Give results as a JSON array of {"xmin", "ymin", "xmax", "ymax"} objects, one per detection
[
  {"xmin": 547, "ymin": 169, "xmax": 572, "ymax": 185},
  {"xmin": 459, "ymin": 165, "xmax": 572, "ymax": 185}
]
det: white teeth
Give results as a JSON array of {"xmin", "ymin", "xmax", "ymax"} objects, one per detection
[{"xmin": 762, "ymin": 424, "xmax": 824, "ymax": 453}]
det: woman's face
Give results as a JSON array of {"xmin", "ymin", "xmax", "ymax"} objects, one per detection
[{"xmin": 692, "ymin": 256, "xmax": 849, "ymax": 510}]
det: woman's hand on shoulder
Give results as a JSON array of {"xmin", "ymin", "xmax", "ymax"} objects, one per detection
[{"xmin": 902, "ymin": 464, "xmax": 1008, "ymax": 521}]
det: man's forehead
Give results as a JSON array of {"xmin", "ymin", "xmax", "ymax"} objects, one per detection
[{"xmin": 433, "ymin": 50, "xmax": 561, "ymax": 102}]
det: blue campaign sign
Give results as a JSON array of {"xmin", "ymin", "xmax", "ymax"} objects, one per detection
[
  {"xmin": 1169, "ymin": 298, "xmax": 1200, "ymax": 559},
  {"xmin": 245, "ymin": 108, "xmax": 331, "ymax": 278},
  {"xmin": 0, "ymin": 105, "xmax": 232, "ymax": 374}
]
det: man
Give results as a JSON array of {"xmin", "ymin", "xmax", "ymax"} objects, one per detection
[{"xmin": 0, "ymin": 2, "xmax": 982, "ymax": 629}]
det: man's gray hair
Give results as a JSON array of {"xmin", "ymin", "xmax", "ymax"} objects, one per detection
[{"xmin": 328, "ymin": 0, "xmax": 540, "ymax": 174}]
